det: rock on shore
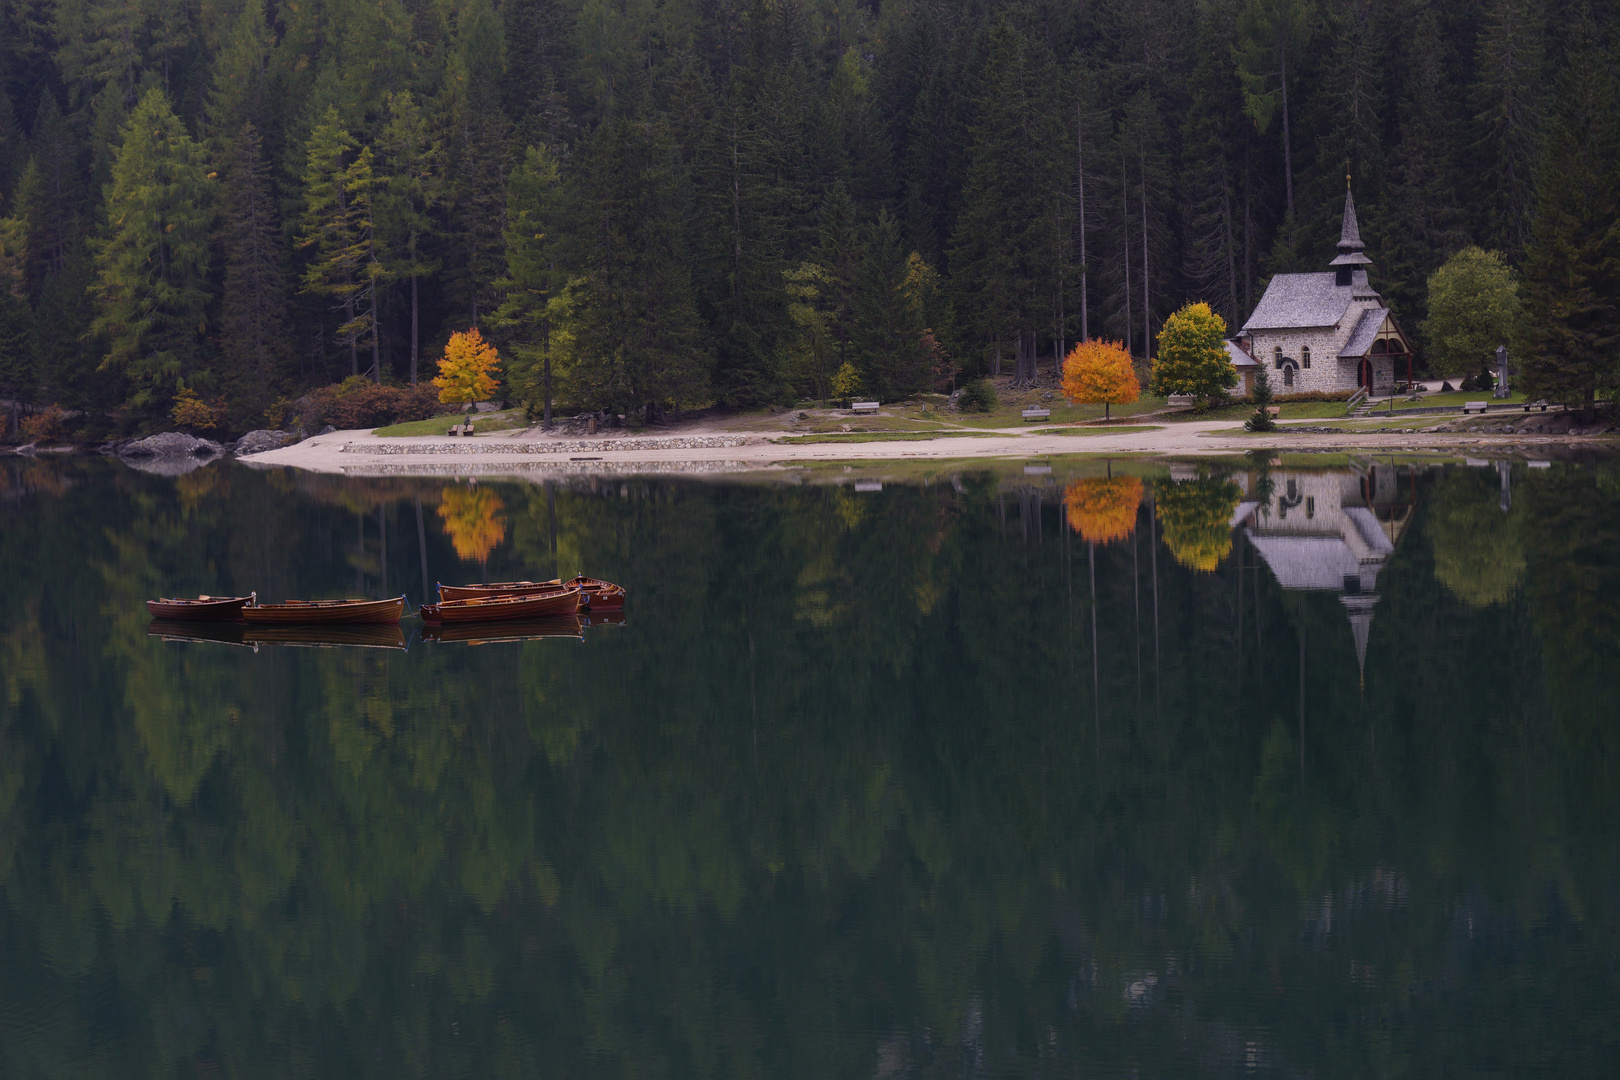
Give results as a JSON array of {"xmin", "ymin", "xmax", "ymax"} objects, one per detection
[
  {"xmin": 119, "ymin": 431, "xmax": 225, "ymax": 458},
  {"xmin": 233, "ymin": 429, "xmax": 299, "ymax": 456}
]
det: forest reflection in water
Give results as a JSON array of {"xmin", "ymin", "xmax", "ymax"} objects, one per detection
[{"xmin": 1, "ymin": 454, "xmax": 1617, "ymax": 1078}]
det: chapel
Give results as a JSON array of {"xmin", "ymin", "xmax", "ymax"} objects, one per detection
[{"xmin": 1229, "ymin": 185, "xmax": 1413, "ymax": 396}]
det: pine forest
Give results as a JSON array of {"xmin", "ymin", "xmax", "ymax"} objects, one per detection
[{"xmin": 0, "ymin": 0, "xmax": 1614, "ymax": 433}]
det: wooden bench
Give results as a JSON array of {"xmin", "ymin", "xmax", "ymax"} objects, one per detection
[
  {"xmin": 851, "ymin": 401, "xmax": 880, "ymax": 414},
  {"xmin": 1266, "ymin": 406, "xmax": 1280, "ymax": 417},
  {"xmin": 447, "ymin": 421, "xmax": 472, "ymax": 435},
  {"xmin": 1461, "ymin": 401, "xmax": 1488, "ymax": 414},
  {"xmin": 1167, "ymin": 394, "xmax": 1195, "ymax": 408},
  {"xmin": 1021, "ymin": 408, "xmax": 1051, "ymax": 422},
  {"xmin": 1522, "ymin": 400, "xmax": 1550, "ymax": 412}
]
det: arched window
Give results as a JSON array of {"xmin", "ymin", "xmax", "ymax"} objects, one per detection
[
  {"xmin": 1301, "ymin": 346, "xmax": 1311, "ymax": 369},
  {"xmin": 1274, "ymin": 346, "xmax": 1283, "ymax": 368}
]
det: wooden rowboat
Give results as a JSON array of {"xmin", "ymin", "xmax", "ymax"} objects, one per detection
[
  {"xmin": 241, "ymin": 595, "xmax": 407, "ymax": 625},
  {"xmin": 419, "ymin": 585, "xmax": 580, "ymax": 625},
  {"xmin": 145, "ymin": 593, "xmax": 256, "ymax": 620},
  {"xmin": 438, "ymin": 575, "xmax": 625, "ymax": 607}
]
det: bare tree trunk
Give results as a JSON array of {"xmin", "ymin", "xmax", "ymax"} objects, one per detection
[
  {"xmin": 1077, "ymin": 100, "xmax": 1088, "ymax": 343},
  {"xmin": 410, "ymin": 272, "xmax": 419, "ymax": 385},
  {"xmin": 1122, "ymin": 156, "xmax": 1133, "ymax": 357},
  {"xmin": 1141, "ymin": 147, "xmax": 1151, "ymax": 361},
  {"xmin": 1280, "ymin": 44, "xmax": 1294, "ymax": 218}
]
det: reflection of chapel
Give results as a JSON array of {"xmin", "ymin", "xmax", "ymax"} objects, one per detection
[
  {"xmin": 1228, "ymin": 186, "xmax": 1413, "ymax": 396},
  {"xmin": 1233, "ymin": 467, "xmax": 1415, "ymax": 676}
]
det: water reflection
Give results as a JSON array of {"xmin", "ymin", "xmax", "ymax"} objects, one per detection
[{"xmin": 1, "ymin": 455, "xmax": 1618, "ymax": 1077}]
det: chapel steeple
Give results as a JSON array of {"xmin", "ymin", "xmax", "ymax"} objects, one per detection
[{"xmin": 1330, "ymin": 177, "xmax": 1373, "ymax": 268}]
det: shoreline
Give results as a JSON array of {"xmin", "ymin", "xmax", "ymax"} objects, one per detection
[{"xmin": 233, "ymin": 420, "xmax": 1617, "ymax": 477}]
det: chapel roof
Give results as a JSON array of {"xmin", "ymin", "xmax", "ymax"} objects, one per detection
[
  {"xmin": 1241, "ymin": 272, "xmax": 1352, "ymax": 330},
  {"xmin": 1339, "ymin": 307, "xmax": 1391, "ymax": 358},
  {"xmin": 1225, "ymin": 339, "xmax": 1259, "ymax": 367},
  {"xmin": 1329, "ymin": 187, "xmax": 1373, "ymax": 267}
]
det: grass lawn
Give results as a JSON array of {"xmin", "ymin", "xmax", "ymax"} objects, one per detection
[
  {"xmin": 374, "ymin": 409, "xmax": 528, "ymax": 436},
  {"xmin": 1388, "ymin": 390, "xmax": 1529, "ymax": 410},
  {"xmin": 1160, "ymin": 400, "xmax": 1354, "ymax": 422}
]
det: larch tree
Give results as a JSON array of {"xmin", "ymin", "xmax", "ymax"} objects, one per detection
[
  {"xmin": 1063, "ymin": 339, "xmax": 1139, "ymax": 420},
  {"xmin": 377, "ymin": 91, "xmax": 444, "ymax": 385},
  {"xmin": 433, "ymin": 327, "xmax": 501, "ymax": 408},
  {"xmin": 1150, "ymin": 302, "xmax": 1235, "ymax": 404},
  {"xmin": 88, "ymin": 87, "xmax": 212, "ymax": 415},
  {"xmin": 298, "ymin": 110, "xmax": 383, "ymax": 380}
]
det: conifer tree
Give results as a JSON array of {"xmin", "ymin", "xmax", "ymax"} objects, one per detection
[
  {"xmin": 502, "ymin": 0, "xmax": 577, "ymax": 150},
  {"xmin": 377, "ymin": 91, "xmax": 443, "ymax": 384},
  {"xmin": 1470, "ymin": 0, "xmax": 1545, "ymax": 257},
  {"xmin": 850, "ymin": 210, "xmax": 927, "ymax": 400},
  {"xmin": 443, "ymin": 0, "xmax": 511, "ymax": 327},
  {"xmin": 1518, "ymin": 30, "xmax": 1619, "ymax": 414},
  {"xmin": 1236, "ymin": 0, "xmax": 1316, "ymax": 219},
  {"xmin": 205, "ymin": 0, "xmax": 272, "ymax": 147},
  {"xmin": 88, "ymin": 87, "xmax": 212, "ymax": 415},
  {"xmin": 814, "ymin": 182, "xmax": 862, "ymax": 377},
  {"xmin": 566, "ymin": 116, "xmax": 710, "ymax": 417},
  {"xmin": 494, "ymin": 145, "xmax": 567, "ymax": 426},
  {"xmin": 217, "ymin": 122, "xmax": 291, "ymax": 416},
  {"xmin": 16, "ymin": 94, "xmax": 83, "ymax": 290},
  {"xmin": 298, "ymin": 110, "xmax": 382, "ymax": 380}
]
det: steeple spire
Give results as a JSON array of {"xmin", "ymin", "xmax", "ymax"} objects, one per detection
[{"xmin": 1330, "ymin": 181, "xmax": 1373, "ymax": 267}]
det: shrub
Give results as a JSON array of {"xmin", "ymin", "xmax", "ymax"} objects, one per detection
[
  {"xmin": 1244, "ymin": 365, "xmax": 1277, "ymax": 432},
  {"xmin": 956, "ymin": 377, "xmax": 997, "ymax": 412},
  {"xmin": 830, "ymin": 361, "xmax": 864, "ymax": 402},
  {"xmin": 19, "ymin": 404, "xmax": 69, "ymax": 443},
  {"xmin": 1227, "ymin": 389, "xmax": 1356, "ymax": 405},
  {"xmin": 171, "ymin": 387, "xmax": 229, "ymax": 431},
  {"xmin": 299, "ymin": 377, "xmax": 446, "ymax": 431}
]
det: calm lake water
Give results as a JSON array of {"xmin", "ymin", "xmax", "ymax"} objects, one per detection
[{"xmin": 2, "ymin": 453, "xmax": 1618, "ymax": 1077}]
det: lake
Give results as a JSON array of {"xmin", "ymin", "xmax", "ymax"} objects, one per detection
[{"xmin": 1, "ymin": 453, "xmax": 1617, "ymax": 1077}]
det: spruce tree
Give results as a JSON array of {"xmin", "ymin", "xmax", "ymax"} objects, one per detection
[
  {"xmin": 88, "ymin": 87, "xmax": 212, "ymax": 416},
  {"xmin": 16, "ymin": 94, "xmax": 83, "ymax": 290},
  {"xmin": 1518, "ymin": 30, "xmax": 1619, "ymax": 414},
  {"xmin": 850, "ymin": 209, "xmax": 927, "ymax": 400},
  {"xmin": 493, "ymin": 145, "xmax": 568, "ymax": 427},
  {"xmin": 217, "ymin": 123, "xmax": 291, "ymax": 417},
  {"xmin": 1470, "ymin": 0, "xmax": 1545, "ymax": 258},
  {"xmin": 566, "ymin": 116, "xmax": 711, "ymax": 417}
]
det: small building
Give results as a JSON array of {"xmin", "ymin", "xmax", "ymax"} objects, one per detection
[{"xmin": 1235, "ymin": 187, "xmax": 1413, "ymax": 396}]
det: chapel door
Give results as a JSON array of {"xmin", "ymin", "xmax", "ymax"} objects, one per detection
[{"xmin": 1359, "ymin": 359, "xmax": 1373, "ymax": 394}]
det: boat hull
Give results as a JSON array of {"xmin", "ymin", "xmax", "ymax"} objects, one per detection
[
  {"xmin": 439, "ymin": 576, "xmax": 625, "ymax": 607},
  {"xmin": 241, "ymin": 596, "xmax": 407, "ymax": 625},
  {"xmin": 145, "ymin": 595, "xmax": 255, "ymax": 620},
  {"xmin": 419, "ymin": 586, "xmax": 580, "ymax": 625}
]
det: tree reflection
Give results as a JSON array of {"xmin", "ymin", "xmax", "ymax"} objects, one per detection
[
  {"xmin": 1064, "ymin": 475, "xmax": 1143, "ymax": 543},
  {"xmin": 438, "ymin": 484, "xmax": 508, "ymax": 563},
  {"xmin": 1154, "ymin": 473, "xmax": 1242, "ymax": 570}
]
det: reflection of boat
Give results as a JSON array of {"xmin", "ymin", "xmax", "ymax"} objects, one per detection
[
  {"xmin": 147, "ymin": 619, "xmax": 253, "ymax": 647},
  {"xmin": 419, "ymin": 586, "xmax": 581, "ymax": 625},
  {"xmin": 583, "ymin": 608, "xmax": 627, "ymax": 628},
  {"xmin": 422, "ymin": 614, "xmax": 584, "ymax": 644},
  {"xmin": 242, "ymin": 623, "xmax": 409, "ymax": 650},
  {"xmin": 438, "ymin": 575, "xmax": 625, "ymax": 608},
  {"xmin": 241, "ymin": 595, "xmax": 407, "ymax": 625},
  {"xmin": 145, "ymin": 593, "xmax": 256, "ymax": 620}
]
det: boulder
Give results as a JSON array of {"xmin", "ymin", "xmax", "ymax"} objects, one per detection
[
  {"xmin": 119, "ymin": 431, "xmax": 225, "ymax": 458},
  {"xmin": 234, "ymin": 429, "xmax": 298, "ymax": 456}
]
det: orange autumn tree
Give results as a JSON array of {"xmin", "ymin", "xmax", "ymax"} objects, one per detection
[
  {"xmin": 1064, "ymin": 476, "xmax": 1144, "ymax": 544},
  {"xmin": 1062, "ymin": 339, "xmax": 1139, "ymax": 420},
  {"xmin": 432, "ymin": 328, "xmax": 501, "ymax": 410},
  {"xmin": 438, "ymin": 486, "xmax": 507, "ymax": 563}
]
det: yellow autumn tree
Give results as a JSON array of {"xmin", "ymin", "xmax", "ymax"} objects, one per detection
[
  {"xmin": 438, "ymin": 486, "xmax": 507, "ymax": 563},
  {"xmin": 1155, "ymin": 475, "xmax": 1241, "ymax": 571},
  {"xmin": 432, "ymin": 327, "xmax": 501, "ymax": 408},
  {"xmin": 1062, "ymin": 339, "xmax": 1140, "ymax": 420},
  {"xmin": 1064, "ymin": 476, "xmax": 1144, "ymax": 544}
]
